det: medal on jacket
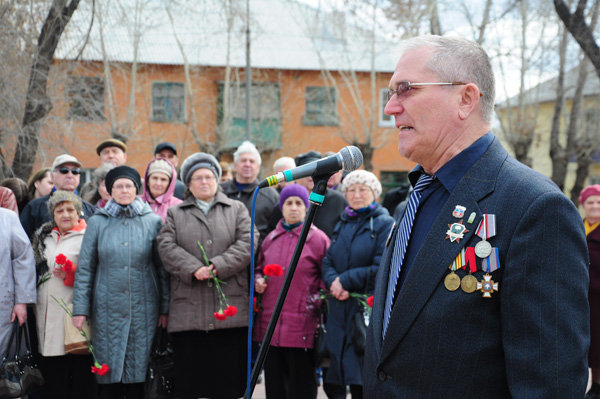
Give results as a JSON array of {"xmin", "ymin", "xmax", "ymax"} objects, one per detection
[
  {"xmin": 452, "ymin": 205, "xmax": 466, "ymax": 218},
  {"xmin": 477, "ymin": 274, "xmax": 499, "ymax": 298},
  {"xmin": 474, "ymin": 214, "xmax": 496, "ymax": 258},
  {"xmin": 445, "ymin": 248, "xmax": 465, "ymax": 291},
  {"xmin": 460, "ymin": 247, "xmax": 478, "ymax": 293},
  {"xmin": 477, "ymin": 248, "xmax": 500, "ymax": 298},
  {"xmin": 446, "ymin": 220, "xmax": 468, "ymax": 243}
]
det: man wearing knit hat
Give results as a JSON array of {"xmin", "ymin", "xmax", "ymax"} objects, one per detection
[
  {"xmin": 292, "ymin": 150, "xmax": 347, "ymax": 239},
  {"xmin": 20, "ymin": 154, "xmax": 96, "ymax": 238},
  {"xmin": 154, "ymin": 142, "xmax": 185, "ymax": 200},
  {"xmin": 220, "ymin": 141, "xmax": 279, "ymax": 244}
]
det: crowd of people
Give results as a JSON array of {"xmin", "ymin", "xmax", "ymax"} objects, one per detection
[
  {"xmin": 0, "ymin": 132, "xmax": 396, "ymax": 399},
  {"xmin": 0, "ymin": 34, "xmax": 596, "ymax": 399}
]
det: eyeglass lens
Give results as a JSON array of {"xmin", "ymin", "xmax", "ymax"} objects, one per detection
[{"xmin": 58, "ymin": 167, "xmax": 81, "ymax": 175}]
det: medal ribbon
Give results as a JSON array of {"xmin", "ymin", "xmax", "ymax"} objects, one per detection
[
  {"xmin": 476, "ymin": 214, "xmax": 496, "ymax": 240},
  {"xmin": 463, "ymin": 247, "xmax": 477, "ymax": 273},
  {"xmin": 483, "ymin": 248, "xmax": 500, "ymax": 273},
  {"xmin": 449, "ymin": 248, "xmax": 466, "ymax": 271}
]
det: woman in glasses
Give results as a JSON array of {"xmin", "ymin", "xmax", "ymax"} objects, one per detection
[
  {"xmin": 158, "ymin": 153, "xmax": 255, "ymax": 399},
  {"xmin": 72, "ymin": 166, "xmax": 170, "ymax": 399},
  {"xmin": 321, "ymin": 170, "xmax": 394, "ymax": 399}
]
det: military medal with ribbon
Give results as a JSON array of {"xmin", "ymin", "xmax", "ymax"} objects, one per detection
[
  {"xmin": 477, "ymin": 248, "xmax": 500, "ymax": 298},
  {"xmin": 460, "ymin": 247, "xmax": 478, "ymax": 293},
  {"xmin": 474, "ymin": 214, "xmax": 496, "ymax": 258},
  {"xmin": 445, "ymin": 248, "xmax": 464, "ymax": 291}
]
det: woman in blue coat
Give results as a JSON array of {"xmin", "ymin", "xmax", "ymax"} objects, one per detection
[
  {"xmin": 321, "ymin": 170, "xmax": 395, "ymax": 399},
  {"xmin": 73, "ymin": 166, "xmax": 170, "ymax": 399}
]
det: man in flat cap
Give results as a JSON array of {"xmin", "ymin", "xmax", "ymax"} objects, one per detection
[
  {"xmin": 20, "ymin": 154, "xmax": 96, "ymax": 238},
  {"xmin": 80, "ymin": 138, "xmax": 128, "ymax": 201},
  {"xmin": 154, "ymin": 142, "xmax": 185, "ymax": 200}
]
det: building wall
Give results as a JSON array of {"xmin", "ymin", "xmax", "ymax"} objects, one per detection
[{"xmin": 28, "ymin": 60, "xmax": 413, "ymax": 185}]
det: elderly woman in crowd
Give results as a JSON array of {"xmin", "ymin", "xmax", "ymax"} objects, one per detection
[
  {"xmin": 73, "ymin": 166, "xmax": 169, "ymax": 399},
  {"xmin": 321, "ymin": 170, "xmax": 395, "ymax": 399},
  {"xmin": 83, "ymin": 163, "xmax": 116, "ymax": 209},
  {"xmin": 32, "ymin": 191, "xmax": 94, "ymax": 398},
  {"xmin": 27, "ymin": 167, "xmax": 53, "ymax": 201},
  {"xmin": 583, "ymin": 185, "xmax": 600, "ymax": 399},
  {"xmin": 158, "ymin": 153, "xmax": 255, "ymax": 399},
  {"xmin": 141, "ymin": 158, "xmax": 182, "ymax": 221},
  {"xmin": 254, "ymin": 184, "xmax": 330, "ymax": 399},
  {"xmin": 0, "ymin": 207, "xmax": 36, "ymax": 355}
]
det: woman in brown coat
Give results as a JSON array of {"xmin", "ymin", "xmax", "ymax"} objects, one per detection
[{"xmin": 157, "ymin": 152, "xmax": 256, "ymax": 399}]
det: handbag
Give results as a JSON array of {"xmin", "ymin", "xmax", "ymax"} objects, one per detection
[
  {"xmin": 144, "ymin": 327, "xmax": 174, "ymax": 399},
  {"xmin": 313, "ymin": 302, "xmax": 329, "ymax": 366},
  {"xmin": 0, "ymin": 322, "xmax": 45, "ymax": 398},
  {"xmin": 351, "ymin": 271, "xmax": 371, "ymax": 355},
  {"xmin": 64, "ymin": 304, "xmax": 91, "ymax": 355},
  {"xmin": 351, "ymin": 308, "xmax": 369, "ymax": 355}
]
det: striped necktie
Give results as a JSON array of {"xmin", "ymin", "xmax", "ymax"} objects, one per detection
[{"xmin": 383, "ymin": 173, "xmax": 435, "ymax": 339}]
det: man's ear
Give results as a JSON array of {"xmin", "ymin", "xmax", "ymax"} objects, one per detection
[{"xmin": 457, "ymin": 83, "xmax": 481, "ymax": 120}]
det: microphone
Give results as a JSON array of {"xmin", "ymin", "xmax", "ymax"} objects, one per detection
[{"xmin": 259, "ymin": 146, "xmax": 363, "ymax": 188}]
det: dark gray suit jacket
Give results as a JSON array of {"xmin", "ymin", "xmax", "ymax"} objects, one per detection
[{"xmin": 363, "ymin": 138, "xmax": 590, "ymax": 398}]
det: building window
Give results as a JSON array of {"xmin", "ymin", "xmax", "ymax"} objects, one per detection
[
  {"xmin": 379, "ymin": 171, "xmax": 409, "ymax": 197},
  {"xmin": 67, "ymin": 77, "xmax": 105, "ymax": 121},
  {"xmin": 152, "ymin": 82, "xmax": 185, "ymax": 122},
  {"xmin": 303, "ymin": 86, "xmax": 337, "ymax": 126},
  {"xmin": 379, "ymin": 88, "xmax": 394, "ymax": 127},
  {"xmin": 217, "ymin": 82, "xmax": 281, "ymax": 149}
]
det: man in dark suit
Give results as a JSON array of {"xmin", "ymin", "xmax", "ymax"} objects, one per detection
[{"xmin": 363, "ymin": 35, "xmax": 590, "ymax": 398}]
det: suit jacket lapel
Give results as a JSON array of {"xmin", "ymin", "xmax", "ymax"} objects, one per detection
[{"xmin": 378, "ymin": 138, "xmax": 508, "ymax": 365}]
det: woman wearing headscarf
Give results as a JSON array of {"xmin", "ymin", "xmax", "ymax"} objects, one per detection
[
  {"xmin": 158, "ymin": 153, "xmax": 255, "ymax": 399},
  {"xmin": 582, "ymin": 185, "xmax": 600, "ymax": 399},
  {"xmin": 141, "ymin": 158, "xmax": 182, "ymax": 221},
  {"xmin": 32, "ymin": 191, "xmax": 94, "ymax": 398},
  {"xmin": 254, "ymin": 184, "xmax": 330, "ymax": 399},
  {"xmin": 72, "ymin": 166, "xmax": 170, "ymax": 399},
  {"xmin": 321, "ymin": 170, "xmax": 395, "ymax": 399}
]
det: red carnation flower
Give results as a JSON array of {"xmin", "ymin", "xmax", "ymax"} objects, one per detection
[
  {"xmin": 55, "ymin": 253, "xmax": 67, "ymax": 265},
  {"xmin": 92, "ymin": 363, "xmax": 110, "ymax": 376},
  {"xmin": 367, "ymin": 295, "xmax": 374, "ymax": 308},
  {"xmin": 63, "ymin": 260, "xmax": 74, "ymax": 271},
  {"xmin": 253, "ymin": 297, "xmax": 260, "ymax": 313},
  {"xmin": 224, "ymin": 305, "xmax": 237, "ymax": 317},
  {"xmin": 214, "ymin": 311, "xmax": 227, "ymax": 321},
  {"xmin": 263, "ymin": 264, "xmax": 283, "ymax": 278}
]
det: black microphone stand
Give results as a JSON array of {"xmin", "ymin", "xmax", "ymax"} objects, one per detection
[{"xmin": 244, "ymin": 174, "xmax": 333, "ymax": 399}]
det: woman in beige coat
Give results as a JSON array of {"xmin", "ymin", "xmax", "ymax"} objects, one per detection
[
  {"xmin": 158, "ymin": 152, "xmax": 256, "ymax": 399},
  {"xmin": 33, "ymin": 191, "xmax": 95, "ymax": 398}
]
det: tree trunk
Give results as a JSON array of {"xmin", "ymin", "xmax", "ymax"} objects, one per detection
[
  {"xmin": 554, "ymin": 0, "xmax": 600, "ymax": 81},
  {"xmin": 571, "ymin": 152, "xmax": 592, "ymax": 205},
  {"xmin": 549, "ymin": 26, "xmax": 568, "ymax": 191},
  {"xmin": 12, "ymin": 0, "xmax": 80, "ymax": 180}
]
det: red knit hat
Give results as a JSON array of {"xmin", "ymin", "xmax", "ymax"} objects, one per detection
[{"xmin": 579, "ymin": 185, "xmax": 600, "ymax": 205}]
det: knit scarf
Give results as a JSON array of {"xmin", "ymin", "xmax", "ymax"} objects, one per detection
[{"xmin": 104, "ymin": 197, "xmax": 145, "ymax": 218}]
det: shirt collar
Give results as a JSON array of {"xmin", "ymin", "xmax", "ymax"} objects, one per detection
[{"xmin": 408, "ymin": 131, "xmax": 494, "ymax": 192}]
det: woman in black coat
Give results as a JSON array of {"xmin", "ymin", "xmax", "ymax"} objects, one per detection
[{"xmin": 321, "ymin": 170, "xmax": 394, "ymax": 399}]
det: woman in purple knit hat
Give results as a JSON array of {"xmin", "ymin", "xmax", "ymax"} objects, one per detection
[{"xmin": 254, "ymin": 184, "xmax": 331, "ymax": 399}]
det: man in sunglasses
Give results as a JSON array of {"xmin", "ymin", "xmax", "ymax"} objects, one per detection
[
  {"xmin": 363, "ymin": 36, "xmax": 589, "ymax": 398},
  {"xmin": 20, "ymin": 154, "xmax": 96, "ymax": 238}
]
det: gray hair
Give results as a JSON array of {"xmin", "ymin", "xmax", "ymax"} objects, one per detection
[
  {"xmin": 93, "ymin": 163, "xmax": 117, "ymax": 185},
  {"xmin": 233, "ymin": 141, "xmax": 262, "ymax": 165},
  {"xmin": 46, "ymin": 190, "xmax": 82, "ymax": 218},
  {"xmin": 273, "ymin": 156, "xmax": 296, "ymax": 172},
  {"xmin": 395, "ymin": 35, "xmax": 495, "ymax": 123}
]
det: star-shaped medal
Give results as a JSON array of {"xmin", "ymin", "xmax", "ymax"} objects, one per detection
[{"xmin": 445, "ymin": 220, "xmax": 468, "ymax": 243}]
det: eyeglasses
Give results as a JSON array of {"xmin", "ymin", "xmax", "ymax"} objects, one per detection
[
  {"xmin": 112, "ymin": 184, "xmax": 136, "ymax": 191},
  {"xmin": 57, "ymin": 167, "xmax": 81, "ymax": 175},
  {"xmin": 387, "ymin": 81, "xmax": 468, "ymax": 103},
  {"xmin": 346, "ymin": 187, "xmax": 372, "ymax": 196},
  {"xmin": 191, "ymin": 176, "xmax": 216, "ymax": 183}
]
